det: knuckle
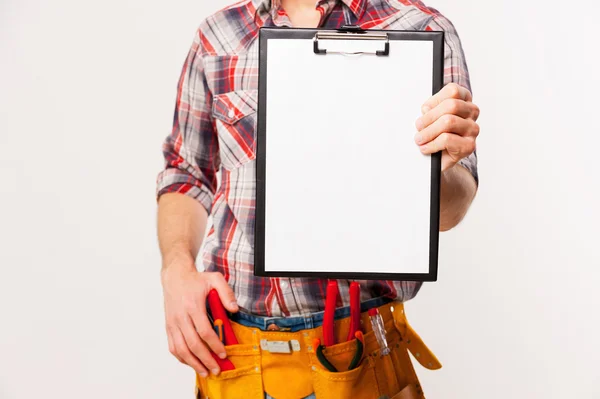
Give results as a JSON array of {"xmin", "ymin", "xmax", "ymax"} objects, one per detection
[
  {"xmin": 441, "ymin": 132, "xmax": 451, "ymax": 144},
  {"xmin": 447, "ymin": 99, "xmax": 461, "ymax": 114},
  {"xmin": 467, "ymin": 139, "xmax": 477, "ymax": 154},
  {"xmin": 472, "ymin": 123, "xmax": 480, "ymax": 137},
  {"xmin": 472, "ymin": 104, "xmax": 480, "ymax": 120},
  {"xmin": 197, "ymin": 328, "xmax": 213, "ymax": 340},
  {"xmin": 447, "ymin": 83, "xmax": 460, "ymax": 97},
  {"xmin": 209, "ymin": 272, "xmax": 225, "ymax": 283},
  {"xmin": 174, "ymin": 347, "xmax": 186, "ymax": 360},
  {"xmin": 441, "ymin": 114, "xmax": 455, "ymax": 129},
  {"xmin": 189, "ymin": 340, "xmax": 203, "ymax": 354}
]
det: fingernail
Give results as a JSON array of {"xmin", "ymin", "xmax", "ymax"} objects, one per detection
[
  {"xmin": 229, "ymin": 301, "xmax": 238, "ymax": 309},
  {"xmin": 415, "ymin": 134, "xmax": 423, "ymax": 145},
  {"xmin": 211, "ymin": 368, "xmax": 220, "ymax": 375},
  {"xmin": 420, "ymin": 144, "xmax": 428, "ymax": 153},
  {"xmin": 200, "ymin": 372, "xmax": 208, "ymax": 378},
  {"xmin": 218, "ymin": 352, "xmax": 227, "ymax": 359},
  {"xmin": 415, "ymin": 118, "xmax": 423, "ymax": 130},
  {"xmin": 422, "ymin": 106, "xmax": 430, "ymax": 114}
]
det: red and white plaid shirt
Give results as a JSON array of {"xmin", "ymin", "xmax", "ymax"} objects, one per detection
[{"xmin": 157, "ymin": 0, "xmax": 478, "ymax": 317}]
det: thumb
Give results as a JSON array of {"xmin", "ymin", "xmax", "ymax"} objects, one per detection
[{"xmin": 212, "ymin": 275, "xmax": 239, "ymax": 313}]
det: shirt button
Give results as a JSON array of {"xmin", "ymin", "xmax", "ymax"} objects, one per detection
[
  {"xmin": 280, "ymin": 280, "xmax": 288, "ymax": 290},
  {"xmin": 228, "ymin": 108, "xmax": 235, "ymax": 118},
  {"xmin": 267, "ymin": 324, "xmax": 280, "ymax": 331}
]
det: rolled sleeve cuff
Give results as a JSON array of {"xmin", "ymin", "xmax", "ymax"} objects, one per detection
[
  {"xmin": 458, "ymin": 152, "xmax": 479, "ymax": 186},
  {"xmin": 156, "ymin": 168, "xmax": 214, "ymax": 214}
]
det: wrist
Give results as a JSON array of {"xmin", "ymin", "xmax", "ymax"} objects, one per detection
[{"xmin": 161, "ymin": 247, "xmax": 196, "ymax": 273}]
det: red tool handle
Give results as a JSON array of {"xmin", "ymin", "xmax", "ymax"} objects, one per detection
[
  {"xmin": 322, "ymin": 280, "xmax": 339, "ymax": 347},
  {"xmin": 207, "ymin": 289, "xmax": 238, "ymax": 345},
  {"xmin": 210, "ymin": 352, "xmax": 236, "ymax": 371},
  {"xmin": 347, "ymin": 282, "xmax": 362, "ymax": 341}
]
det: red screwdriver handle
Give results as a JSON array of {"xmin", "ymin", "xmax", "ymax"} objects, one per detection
[{"xmin": 207, "ymin": 289, "xmax": 238, "ymax": 345}]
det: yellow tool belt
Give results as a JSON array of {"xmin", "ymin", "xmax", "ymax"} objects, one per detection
[{"xmin": 196, "ymin": 301, "xmax": 440, "ymax": 399}]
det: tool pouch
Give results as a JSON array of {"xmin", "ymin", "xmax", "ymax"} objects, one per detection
[
  {"xmin": 196, "ymin": 302, "xmax": 440, "ymax": 399},
  {"xmin": 385, "ymin": 305, "xmax": 442, "ymax": 398},
  {"xmin": 308, "ymin": 337, "xmax": 380, "ymax": 399},
  {"xmin": 196, "ymin": 343, "xmax": 263, "ymax": 399},
  {"xmin": 306, "ymin": 304, "xmax": 441, "ymax": 399}
]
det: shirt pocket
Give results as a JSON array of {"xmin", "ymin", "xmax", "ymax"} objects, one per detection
[{"xmin": 212, "ymin": 90, "xmax": 258, "ymax": 170}]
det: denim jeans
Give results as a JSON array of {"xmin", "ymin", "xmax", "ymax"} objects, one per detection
[
  {"xmin": 230, "ymin": 296, "xmax": 392, "ymax": 332},
  {"xmin": 232, "ymin": 296, "xmax": 393, "ymax": 399}
]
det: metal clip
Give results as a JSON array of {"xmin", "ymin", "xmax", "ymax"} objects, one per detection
[
  {"xmin": 313, "ymin": 29, "xmax": 390, "ymax": 56},
  {"xmin": 259, "ymin": 339, "xmax": 301, "ymax": 353}
]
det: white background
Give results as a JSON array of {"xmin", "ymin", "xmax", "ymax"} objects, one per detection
[{"xmin": 0, "ymin": 0, "xmax": 598, "ymax": 398}]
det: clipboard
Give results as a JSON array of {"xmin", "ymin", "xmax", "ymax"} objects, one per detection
[{"xmin": 254, "ymin": 26, "xmax": 444, "ymax": 282}]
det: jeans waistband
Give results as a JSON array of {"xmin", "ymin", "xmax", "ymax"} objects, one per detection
[{"xmin": 229, "ymin": 296, "xmax": 394, "ymax": 332}]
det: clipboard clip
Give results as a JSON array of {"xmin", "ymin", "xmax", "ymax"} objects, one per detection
[{"xmin": 313, "ymin": 25, "xmax": 390, "ymax": 56}]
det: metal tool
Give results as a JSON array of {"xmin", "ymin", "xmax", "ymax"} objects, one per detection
[
  {"xmin": 368, "ymin": 308, "xmax": 390, "ymax": 356},
  {"xmin": 314, "ymin": 331, "xmax": 364, "ymax": 373},
  {"xmin": 316, "ymin": 280, "xmax": 365, "ymax": 371}
]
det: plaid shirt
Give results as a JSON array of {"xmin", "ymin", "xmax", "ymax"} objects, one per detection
[{"xmin": 157, "ymin": 0, "xmax": 478, "ymax": 317}]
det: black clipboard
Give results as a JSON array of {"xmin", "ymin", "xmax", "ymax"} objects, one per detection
[{"xmin": 254, "ymin": 26, "xmax": 444, "ymax": 282}]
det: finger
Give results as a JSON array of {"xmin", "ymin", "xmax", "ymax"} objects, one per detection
[
  {"xmin": 419, "ymin": 133, "xmax": 476, "ymax": 162},
  {"xmin": 210, "ymin": 273, "xmax": 238, "ymax": 313},
  {"xmin": 167, "ymin": 328, "xmax": 183, "ymax": 363},
  {"xmin": 416, "ymin": 98, "xmax": 477, "ymax": 131},
  {"xmin": 421, "ymin": 83, "xmax": 472, "ymax": 114},
  {"xmin": 171, "ymin": 327, "xmax": 208, "ymax": 377},
  {"xmin": 188, "ymin": 296, "xmax": 227, "ymax": 359},
  {"xmin": 181, "ymin": 316, "xmax": 222, "ymax": 375},
  {"xmin": 441, "ymin": 150, "xmax": 458, "ymax": 172},
  {"xmin": 415, "ymin": 114, "xmax": 476, "ymax": 146}
]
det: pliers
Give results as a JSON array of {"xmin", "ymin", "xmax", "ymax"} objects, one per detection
[{"xmin": 315, "ymin": 281, "xmax": 364, "ymax": 372}]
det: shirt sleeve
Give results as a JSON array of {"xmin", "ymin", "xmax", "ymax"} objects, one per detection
[
  {"xmin": 427, "ymin": 15, "xmax": 479, "ymax": 185},
  {"xmin": 156, "ymin": 28, "xmax": 220, "ymax": 213}
]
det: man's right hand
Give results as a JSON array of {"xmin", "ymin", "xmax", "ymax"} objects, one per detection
[{"xmin": 161, "ymin": 262, "xmax": 239, "ymax": 377}]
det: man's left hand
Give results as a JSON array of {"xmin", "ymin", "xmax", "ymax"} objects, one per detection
[{"xmin": 414, "ymin": 83, "xmax": 480, "ymax": 171}]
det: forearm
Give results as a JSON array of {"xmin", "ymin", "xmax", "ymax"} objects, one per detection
[
  {"xmin": 439, "ymin": 164, "xmax": 477, "ymax": 231},
  {"xmin": 157, "ymin": 193, "xmax": 209, "ymax": 271}
]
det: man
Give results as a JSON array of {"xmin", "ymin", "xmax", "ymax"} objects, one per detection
[{"xmin": 157, "ymin": 0, "xmax": 479, "ymax": 397}]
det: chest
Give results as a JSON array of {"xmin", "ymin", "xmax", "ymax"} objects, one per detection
[{"xmin": 202, "ymin": 3, "xmax": 427, "ymax": 171}]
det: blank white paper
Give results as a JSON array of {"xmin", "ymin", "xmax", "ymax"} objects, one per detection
[{"xmin": 264, "ymin": 38, "xmax": 434, "ymax": 275}]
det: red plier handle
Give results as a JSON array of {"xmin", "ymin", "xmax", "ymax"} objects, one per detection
[
  {"xmin": 322, "ymin": 280, "xmax": 362, "ymax": 347},
  {"xmin": 322, "ymin": 281, "xmax": 338, "ymax": 346},
  {"xmin": 318, "ymin": 281, "xmax": 365, "ymax": 372},
  {"xmin": 347, "ymin": 282, "xmax": 361, "ymax": 341}
]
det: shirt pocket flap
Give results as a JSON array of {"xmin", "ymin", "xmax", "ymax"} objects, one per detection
[{"xmin": 212, "ymin": 90, "xmax": 258, "ymax": 124}]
